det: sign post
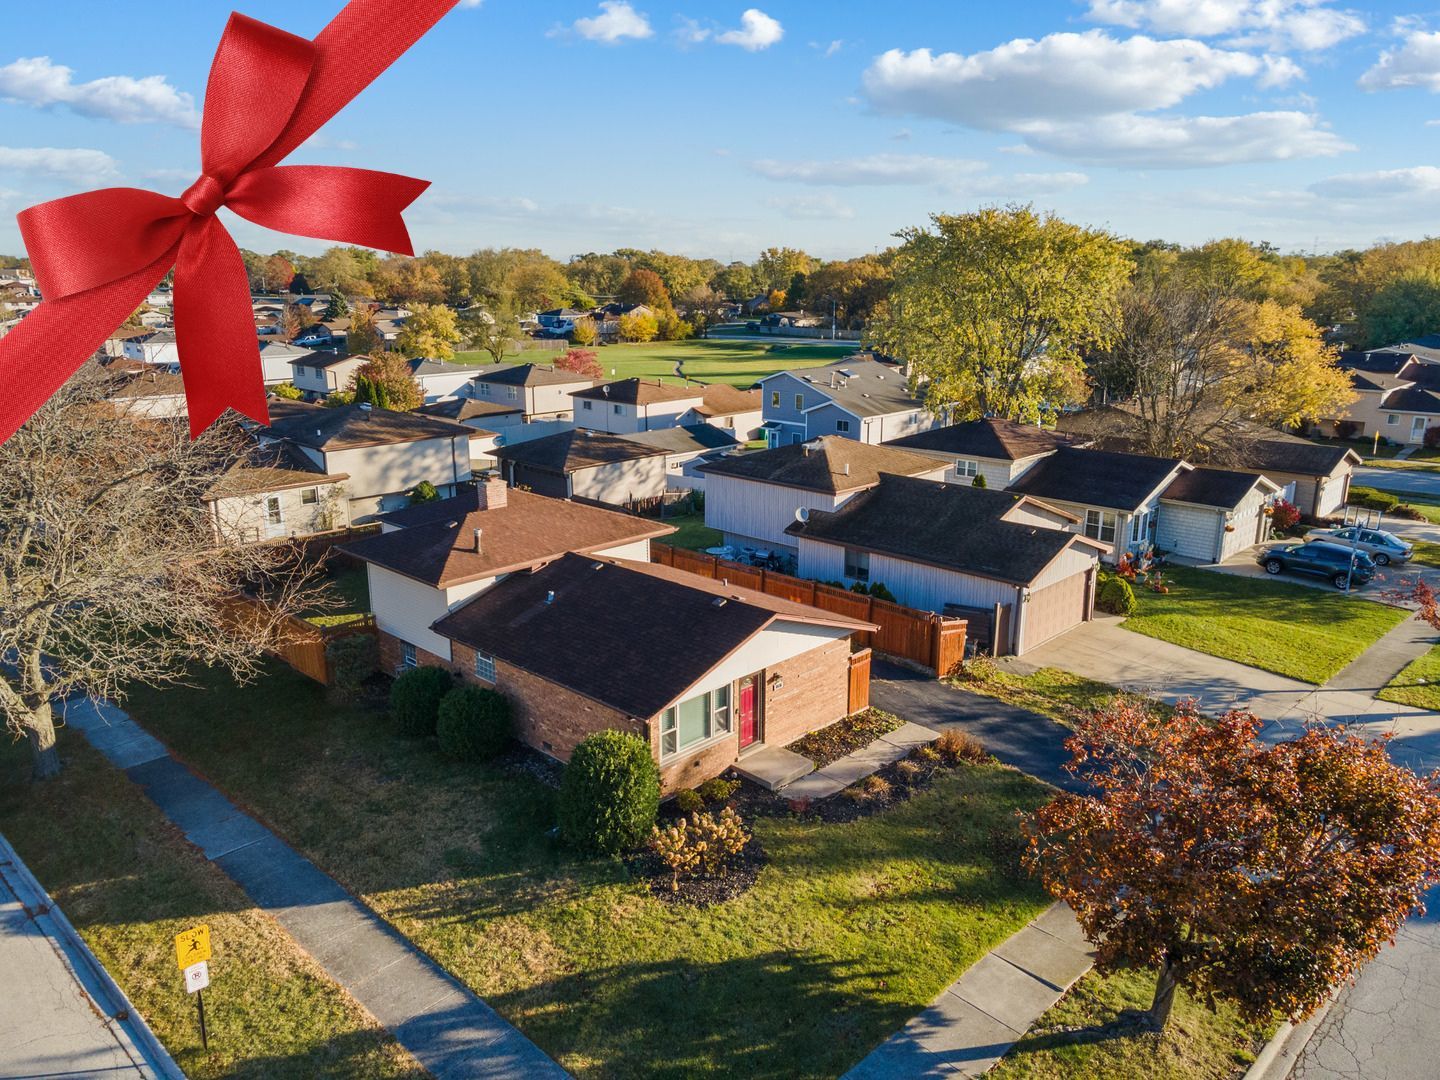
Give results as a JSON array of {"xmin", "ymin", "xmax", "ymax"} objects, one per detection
[{"xmin": 175, "ymin": 925, "xmax": 212, "ymax": 1050}]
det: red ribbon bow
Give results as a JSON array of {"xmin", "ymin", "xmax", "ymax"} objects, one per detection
[{"xmin": 0, "ymin": 0, "xmax": 460, "ymax": 442}]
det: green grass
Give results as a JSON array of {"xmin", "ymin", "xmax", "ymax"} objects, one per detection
[
  {"xmin": 1351, "ymin": 487, "xmax": 1440, "ymax": 525},
  {"xmin": 457, "ymin": 338, "xmax": 852, "ymax": 388},
  {"xmin": 1360, "ymin": 457, "xmax": 1440, "ymax": 473},
  {"xmin": 0, "ymin": 733, "xmax": 419, "ymax": 1079},
  {"xmin": 121, "ymin": 661, "xmax": 1053, "ymax": 1079},
  {"xmin": 1122, "ymin": 566, "xmax": 1407, "ymax": 684},
  {"xmin": 949, "ymin": 662, "xmax": 1125, "ymax": 727},
  {"xmin": 1379, "ymin": 643, "xmax": 1440, "ymax": 711},
  {"xmin": 303, "ymin": 562, "xmax": 371, "ymax": 628},
  {"xmin": 1411, "ymin": 541, "xmax": 1440, "ymax": 569},
  {"xmin": 658, "ymin": 510, "xmax": 722, "ymax": 551},
  {"xmin": 989, "ymin": 967, "xmax": 1271, "ymax": 1080}
]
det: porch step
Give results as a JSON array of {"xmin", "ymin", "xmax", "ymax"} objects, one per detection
[{"xmin": 733, "ymin": 746, "xmax": 815, "ymax": 791}]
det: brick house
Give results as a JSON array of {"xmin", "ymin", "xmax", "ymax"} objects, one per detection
[{"xmin": 431, "ymin": 553, "xmax": 874, "ymax": 792}]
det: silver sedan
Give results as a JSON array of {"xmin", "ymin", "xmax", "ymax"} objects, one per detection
[{"xmin": 1305, "ymin": 525, "xmax": 1414, "ymax": 565}]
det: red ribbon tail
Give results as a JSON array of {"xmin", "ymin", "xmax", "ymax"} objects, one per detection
[
  {"xmin": 0, "ymin": 259, "xmax": 172, "ymax": 445},
  {"xmin": 173, "ymin": 217, "xmax": 270, "ymax": 436},
  {"xmin": 227, "ymin": 166, "xmax": 430, "ymax": 256}
]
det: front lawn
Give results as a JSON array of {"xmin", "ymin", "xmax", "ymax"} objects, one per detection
[
  {"xmin": 1379, "ymin": 642, "xmax": 1440, "ymax": 711},
  {"xmin": 1122, "ymin": 566, "xmax": 1406, "ymax": 684},
  {"xmin": 989, "ymin": 967, "xmax": 1271, "ymax": 1080},
  {"xmin": 0, "ymin": 733, "xmax": 418, "ymax": 1080},
  {"xmin": 122, "ymin": 662, "xmax": 1054, "ymax": 1078},
  {"xmin": 1411, "ymin": 541, "xmax": 1440, "ymax": 570},
  {"xmin": 949, "ymin": 661, "xmax": 1124, "ymax": 727}
]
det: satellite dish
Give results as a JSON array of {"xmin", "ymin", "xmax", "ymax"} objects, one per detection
[{"xmin": 795, "ymin": 507, "xmax": 810, "ymax": 524}]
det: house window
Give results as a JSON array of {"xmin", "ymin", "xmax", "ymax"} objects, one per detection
[
  {"xmin": 1387, "ymin": 414, "xmax": 1399, "ymax": 425},
  {"xmin": 771, "ymin": 391, "xmax": 780, "ymax": 408},
  {"xmin": 844, "ymin": 548, "xmax": 870, "ymax": 582},
  {"xmin": 582, "ymin": 399, "xmax": 593, "ymax": 411},
  {"xmin": 478, "ymin": 382, "xmax": 491, "ymax": 397},
  {"xmin": 1130, "ymin": 511, "xmax": 1151, "ymax": 544},
  {"xmin": 265, "ymin": 496, "xmax": 283, "ymax": 525},
  {"xmin": 507, "ymin": 386, "xmax": 519, "ymax": 400},
  {"xmin": 660, "ymin": 685, "xmax": 732, "ymax": 757},
  {"xmin": 794, "ymin": 393, "xmax": 804, "ymax": 411},
  {"xmin": 401, "ymin": 642, "xmax": 417, "ymax": 669},
  {"xmin": 614, "ymin": 403, "xmax": 624, "ymax": 415},
  {"xmin": 836, "ymin": 419, "xmax": 851, "ymax": 433},
  {"xmin": 954, "ymin": 459, "xmax": 979, "ymax": 479},
  {"xmin": 473, "ymin": 651, "xmax": 496, "ymax": 683},
  {"xmin": 1084, "ymin": 510, "xmax": 1117, "ymax": 544},
  {"xmin": 295, "ymin": 365, "xmax": 306, "ymax": 377},
  {"xmin": 301, "ymin": 487, "xmax": 319, "ymax": 505}
]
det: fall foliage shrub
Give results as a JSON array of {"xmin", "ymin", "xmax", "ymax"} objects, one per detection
[
  {"xmin": 436, "ymin": 685, "xmax": 513, "ymax": 762},
  {"xmin": 1097, "ymin": 574, "xmax": 1139, "ymax": 616},
  {"xmin": 648, "ymin": 807, "xmax": 751, "ymax": 891},
  {"xmin": 697, "ymin": 776, "xmax": 739, "ymax": 805},
  {"xmin": 1269, "ymin": 498, "xmax": 1302, "ymax": 533},
  {"xmin": 674, "ymin": 788, "xmax": 704, "ymax": 815},
  {"xmin": 389, "ymin": 665, "xmax": 452, "ymax": 737},
  {"xmin": 934, "ymin": 728, "xmax": 987, "ymax": 766},
  {"xmin": 558, "ymin": 730, "xmax": 661, "ymax": 855}
]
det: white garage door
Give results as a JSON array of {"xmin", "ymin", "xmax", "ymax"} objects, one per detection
[
  {"xmin": 1157, "ymin": 504, "xmax": 1222, "ymax": 562},
  {"xmin": 1021, "ymin": 573, "xmax": 1089, "ymax": 654},
  {"xmin": 1221, "ymin": 499, "xmax": 1263, "ymax": 561}
]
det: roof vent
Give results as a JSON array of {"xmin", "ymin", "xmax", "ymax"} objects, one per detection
[
  {"xmin": 843, "ymin": 463, "xmax": 851, "ymax": 476},
  {"xmin": 712, "ymin": 597, "xmax": 728, "ymax": 608},
  {"xmin": 473, "ymin": 528, "xmax": 483, "ymax": 553},
  {"xmin": 545, "ymin": 590, "xmax": 556, "ymax": 605}
]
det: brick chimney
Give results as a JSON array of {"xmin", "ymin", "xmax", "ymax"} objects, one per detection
[{"xmin": 474, "ymin": 474, "xmax": 508, "ymax": 511}]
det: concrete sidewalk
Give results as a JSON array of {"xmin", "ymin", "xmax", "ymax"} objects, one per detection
[
  {"xmin": 62, "ymin": 696, "xmax": 568, "ymax": 1080},
  {"xmin": 844, "ymin": 903, "xmax": 1095, "ymax": 1079},
  {"xmin": 0, "ymin": 834, "xmax": 182, "ymax": 1080},
  {"xmin": 779, "ymin": 721, "xmax": 938, "ymax": 800}
]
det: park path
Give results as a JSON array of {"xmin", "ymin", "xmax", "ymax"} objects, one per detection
[{"xmin": 60, "ymin": 696, "xmax": 568, "ymax": 1080}]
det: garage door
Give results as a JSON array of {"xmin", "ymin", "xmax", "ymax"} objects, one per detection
[
  {"xmin": 1221, "ymin": 500, "xmax": 1262, "ymax": 561},
  {"xmin": 1021, "ymin": 572, "xmax": 1089, "ymax": 654}
]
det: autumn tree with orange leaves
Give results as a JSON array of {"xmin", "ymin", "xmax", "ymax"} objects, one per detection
[{"xmin": 1023, "ymin": 697, "xmax": 1440, "ymax": 1032}]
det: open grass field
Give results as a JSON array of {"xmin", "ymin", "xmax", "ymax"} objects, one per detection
[
  {"xmin": 1379, "ymin": 643, "xmax": 1440, "ymax": 711},
  {"xmin": 456, "ymin": 337, "xmax": 854, "ymax": 388},
  {"xmin": 0, "ymin": 733, "xmax": 418, "ymax": 1080},
  {"xmin": 122, "ymin": 661, "xmax": 1053, "ymax": 1079},
  {"xmin": 1122, "ymin": 566, "xmax": 1406, "ymax": 684}
]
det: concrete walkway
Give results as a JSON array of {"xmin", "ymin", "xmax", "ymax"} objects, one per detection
[
  {"xmin": 845, "ymin": 903, "xmax": 1095, "ymax": 1079},
  {"xmin": 779, "ymin": 721, "xmax": 938, "ymax": 800},
  {"xmin": 61, "ymin": 696, "xmax": 568, "ymax": 1080},
  {"xmin": 0, "ymin": 834, "xmax": 183, "ymax": 1080}
]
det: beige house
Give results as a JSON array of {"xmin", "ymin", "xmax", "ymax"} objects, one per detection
[
  {"xmin": 680, "ymin": 384, "xmax": 765, "ymax": 441},
  {"xmin": 494, "ymin": 429, "xmax": 669, "ymax": 508},
  {"xmin": 570, "ymin": 378, "xmax": 706, "ymax": 434},
  {"xmin": 204, "ymin": 442, "xmax": 350, "ymax": 544},
  {"xmin": 469, "ymin": 363, "xmax": 595, "ymax": 423},
  {"xmin": 107, "ymin": 368, "xmax": 188, "ymax": 420},
  {"xmin": 886, "ymin": 418, "xmax": 1087, "ymax": 488},
  {"xmin": 1320, "ymin": 341, "xmax": 1440, "ymax": 445},
  {"xmin": 290, "ymin": 353, "xmax": 367, "ymax": 399}
]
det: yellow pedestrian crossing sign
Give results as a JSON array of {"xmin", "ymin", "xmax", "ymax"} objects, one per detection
[{"xmin": 174, "ymin": 924, "xmax": 211, "ymax": 970}]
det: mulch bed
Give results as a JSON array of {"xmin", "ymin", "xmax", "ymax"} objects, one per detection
[
  {"xmin": 626, "ymin": 836, "xmax": 768, "ymax": 907},
  {"xmin": 788, "ymin": 708, "xmax": 904, "ymax": 769}
]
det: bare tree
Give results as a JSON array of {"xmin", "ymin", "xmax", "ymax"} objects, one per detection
[{"xmin": 0, "ymin": 371, "xmax": 329, "ymax": 779}]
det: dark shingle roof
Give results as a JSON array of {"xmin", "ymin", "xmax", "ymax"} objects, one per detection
[
  {"xmin": 1009, "ymin": 448, "xmax": 1184, "ymax": 512},
  {"xmin": 788, "ymin": 474, "xmax": 1088, "ymax": 586},
  {"xmin": 493, "ymin": 429, "xmax": 666, "ymax": 473},
  {"xmin": 345, "ymin": 488, "xmax": 673, "ymax": 587},
  {"xmin": 622, "ymin": 425, "xmax": 741, "ymax": 456},
  {"xmin": 261, "ymin": 402, "xmax": 474, "ymax": 450},
  {"xmin": 571, "ymin": 378, "xmax": 705, "ymax": 405},
  {"xmin": 696, "ymin": 435, "xmax": 944, "ymax": 494},
  {"xmin": 416, "ymin": 398, "xmax": 522, "ymax": 423},
  {"xmin": 886, "ymin": 418, "xmax": 1083, "ymax": 461},
  {"xmin": 431, "ymin": 554, "xmax": 870, "ymax": 717},
  {"xmin": 472, "ymin": 363, "xmax": 595, "ymax": 388},
  {"xmin": 1233, "ymin": 439, "xmax": 1359, "ymax": 477},
  {"xmin": 1161, "ymin": 467, "xmax": 1270, "ymax": 510}
]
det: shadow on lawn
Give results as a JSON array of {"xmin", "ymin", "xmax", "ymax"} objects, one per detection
[{"xmin": 489, "ymin": 950, "xmax": 913, "ymax": 1080}]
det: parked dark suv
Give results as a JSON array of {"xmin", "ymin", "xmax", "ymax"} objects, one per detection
[{"xmin": 1255, "ymin": 541, "xmax": 1377, "ymax": 590}]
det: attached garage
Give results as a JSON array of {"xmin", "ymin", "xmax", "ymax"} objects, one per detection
[
  {"xmin": 1020, "ymin": 565, "xmax": 1095, "ymax": 653},
  {"xmin": 1157, "ymin": 468, "xmax": 1280, "ymax": 564}
]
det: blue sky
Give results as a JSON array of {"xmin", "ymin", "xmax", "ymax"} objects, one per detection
[{"xmin": 1, "ymin": 1, "xmax": 1437, "ymax": 262}]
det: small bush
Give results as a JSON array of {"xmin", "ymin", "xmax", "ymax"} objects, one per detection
[
  {"xmin": 1349, "ymin": 486, "xmax": 1401, "ymax": 513},
  {"xmin": 648, "ymin": 808, "xmax": 751, "ymax": 891},
  {"xmin": 436, "ymin": 685, "xmax": 513, "ymax": 762},
  {"xmin": 558, "ymin": 731, "xmax": 661, "ymax": 855},
  {"xmin": 893, "ymin": 758, "xmax": 927, "ymax": 784},
  {"xmin": 911, "ymin": 744, "xmax": 941, "ymax": 765},
  {"xmin": 1097, "ymin": 574, "xmax": 1138, "ymax": 616},
  {"xmin": 868, "ymin": 581, "xmax": 897, "ymax": 602},
  {"xmin": 390, "ymin": 666, "xmax": 452, "ymax": 737},
  {"xmin": 971, "ymin": 472, "xmax": 988, "ymax": 489},
  {"xmin": 409, "ymin": 480, "xmax": 440, "ymax": 505},
  {"xmin": 697, "ymin": 776, "xmax": 739, "ymax": 805},
  {"xmin": 934, "ymin": 728, "xmax": 987, "ymax": 766},
  {"xmin": 861, "ymin": 775, "xmax": 892, "ymax": 799},
  {"xmin": 325, "ymin": 633, "xmax": 377, "ymax": 703},
  {"xmin": 674, "ymin": 788, "xmax": 704, "ymax": 814}
]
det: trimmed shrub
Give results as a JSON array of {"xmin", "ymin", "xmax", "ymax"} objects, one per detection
[
  {"xmin": 436, "ymin": 685, "xmax": 513, "ymax": 762},
  {"xmin": 868, "ymin": 581, "xmax": 897, "ymax": 602},
  {"xmin": 558, "ymin": 730, "xmax": 661, "ymax": 855},
  {"xmin": 1097, "ymin": 574, "xmax": 1138, "ymax": 617},
  {"xmin": 674, "ymin": 788, "xmax": 704, "ymax": 814},
  {"xmin": 971, "ymin": 472, "xmax": 988, "ymax": 489},
  {"xmin": 648, "ymin": 808, "xmax": 750, "ymax": 891},
  {"xmin": 325, "ymin": 633, "xmax": 378, "ymax": 703},
  {"xmin": 697, "ymin": 776, "xmax": 739, "ymax": 805},
  {"xmin": 390, "ymin": 666, "xmax": 452, "ymax": 737},
  {"xmin": 1348, "ymin": 486, "xmax": 1401, "ymax": 514}
]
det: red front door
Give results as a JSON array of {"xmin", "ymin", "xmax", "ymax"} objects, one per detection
[{"xmin": 738, "ymin": 675, "xmax": 759, "ymax": 749}]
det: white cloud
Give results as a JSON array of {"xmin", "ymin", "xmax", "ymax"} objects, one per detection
[
  {"xmin": 1026, "ymin": 111, "xmax": 1350, "ymax": 167},
  {"xmin": 766, "ymin": 194, "xmax": 856, "ymax": 220},
  {"xmin": 675, "ymin": 17, "xmax": 711, "ymax": 45},
  {"xmin": 716, "ymin": 9, "xmax": 783, "ymax": 51},
  {"xmin": 1310, "ymin": 166, "xmax": 1440, "ymax": 198},
  {"xmin": 1359, "ymin": 31, "xmax": 1440, "ymax": 93},
  {"xmin": 0, "ymin": 145, "xmax": 119, "ymax": 181},
  {"xmin": 750, "ymin": 154, "xmax": 987, "ymax": 186},
  {"xmin": 0, "ymin": 56, "xmax": 198, "ymax": 128},
  {"xmin": 1086, "ymin": 0, "xmax": 1365, "ymax": 51},
  {"xmin": 460, "ymin": 0, "xmax": 483, "ymax": 7},
  {"xmin": 566, "ymin": 2, "xmax": 653, "ymax": 45}
]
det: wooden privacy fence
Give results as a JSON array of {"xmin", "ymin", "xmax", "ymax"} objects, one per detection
[
  {"xmin": 652, "ymin": 544, "xmax": 966, "ymax": 676},
  {"xmin": 221, "ymin": 595, "xmax": 377, "ymax": 686}
]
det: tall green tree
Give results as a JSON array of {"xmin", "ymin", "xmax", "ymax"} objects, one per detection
[
  {"xmin": 396, "ymin": 303, "xmax": 462, "ymax": 360},
  {"xmin": 1359, "ymin": 268, "xmax": 1440, "ymax": 348},
  {"xmin": 869, "ymin": 205, "xmax": 1132, "ymax": 422}
]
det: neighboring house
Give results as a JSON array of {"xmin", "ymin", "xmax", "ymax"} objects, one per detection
[
  {"xmin": 258, "ymin": 400, "xmax": 475, "ymax": 520},
  {"xmin": 696, "ymin": 435, "xmax": 950, "ymax": 555},
  {"xmin": 1231, "ymin": 438, "xmax": 1359, "ymax": 522},
  {"xmin": 570, "ymin": 378, "xmax": 706, "ymax": 434},
  {"xmin": 1008, "ymin": 448, "xmax": 1191, "ymax": 562},
  {"xmin": 885, "ymin": 418, "xmax": 1085, "ymax": 488},
  {"xmin": 1157, "ymin": 468, "xmax": 1281, "ymax": 564},
  {"xmin": 760, "ymin": 311, "xmax": 824, "ymax": 331},
  {"xmin": 622, "ymin": 425, "xmax": 742, "ymax": 486},
  {"xmin": 345, "ymin": 479, "xmax": 671, "ymax": 667},
  {"xmin": 470, "ymin": 363, "xmax": 595, "ymax": 424},
  {"xmin": 536, "ymin": 308, "xmax": 590, "ymax": 334},
  {"xmin": 204, "ymin": 441, "xmax": 351, "ymax": 544},
  {"xmin": 758, "ymin": 359, "xmax": 939, "ymax": 446},
  {"xmin": 291, "ymin": 323, "xmax": 345, "ymax": 349},
  {"xmin": 416, "ymin": 397, "xmax": 524, "ymax": 431},
  {"xmin": 257, "ymin": 340, "xmax": 316, "ymax": 385},
  {"xmin": 406, "ymin": 359, "xmax": 491, "ymax": 403},
  {"xmin": 494, "ymin": 428, "xmax": 668, "ymax": 507},
  {"xmin": 122, "ymin": 330, "xmax": 180, "ymax": 367},
  {"xmin": 290, "ymin": 353, "xmax": 367, "ymax": 399},
  {"xmin": 788, "ymin": 474, "xmax": 1103, "ymax": 656},
  {"xmin": 104, "ymin": 325, "xmax": 157, "ymax": 359},
  {"xmin": 430, "ymin": 553, "xmax": 875, "ymax": 791},
  {"xmin": 107, "ymin": 368, "xmax": 188, "ymax": 420},
  {"xmin": 1320, "ymin": 339, "xmax": 1440, "ymax": 444},
  {"xmin": 679, "ymin": 384, "xmax": 765, "ymax": 441}
]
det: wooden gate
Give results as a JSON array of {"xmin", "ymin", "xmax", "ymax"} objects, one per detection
[{"xmin": 848, "ymin": 649, "xmax": 872, "ymax": 713}]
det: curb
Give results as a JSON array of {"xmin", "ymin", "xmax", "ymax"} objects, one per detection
[{"xmin": 1243, "ymin": 996, "xmax": 1336, "ymax": 1080}]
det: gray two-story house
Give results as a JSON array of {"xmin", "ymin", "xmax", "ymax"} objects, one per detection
[{"xmin": 758, "ymin": 358, "xmax": 940, "ymax": 447}]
